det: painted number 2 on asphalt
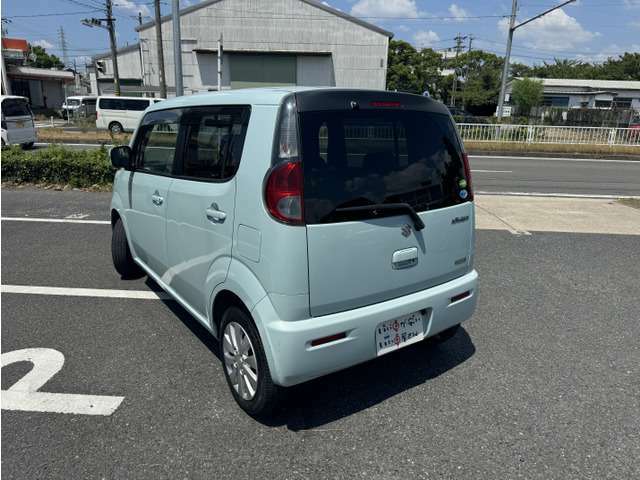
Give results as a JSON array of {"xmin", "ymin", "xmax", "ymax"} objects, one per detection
[{"xmin": 1, "ymin": 348, "xmax": 124, "ymax": 416}]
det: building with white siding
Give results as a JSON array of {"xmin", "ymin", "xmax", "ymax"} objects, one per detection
[{"xmin": 91, "ymin": 0, "xmax": 392, "ymax": 96}]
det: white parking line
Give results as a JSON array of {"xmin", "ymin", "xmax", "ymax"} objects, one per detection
[
  {"xmin": 475, "ymin": 191, "xmax": 640, "ymax": 199},
  {"xmin": 471, "ymin": 169, "xmax": 512, "ymax": 173},
  {"xmin": 469, "ymin": 155, "xmax": 640, "ymax": 164},
  {"xmin": 1, "ymin": 285, "xmax": 171, "ymax": 300},
  {"xmin": 1, "ymin": 216, "xmax": 110, "ymax": 225}
]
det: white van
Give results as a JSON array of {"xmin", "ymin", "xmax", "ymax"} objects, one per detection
[
  {"xmin": 1, "ymin": 95, "xmax": 37, "ymax": 149},
  {"xmin": 96, "ymin": 96, "xmax": 163, "ymax": 134},
  {"xmin": 61, "ymin": 96, "xmax": 97, "ymax": 119}
]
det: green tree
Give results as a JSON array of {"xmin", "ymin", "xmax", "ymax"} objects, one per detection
[
  {"xmin": 511, "ymin": 78, "xmax": 543, "ymax": 116},
  {"xmin": 27, "ymin": 45, "xmax": 65, "ymax": 69},
  {"xmin": 386, "ymin": 40, "xmax": 421, "ymax": 93}
]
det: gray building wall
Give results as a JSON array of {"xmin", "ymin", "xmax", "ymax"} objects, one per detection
[{"xmin": 136, "ymin": 0, "xmax": 389, "ymax": 95}]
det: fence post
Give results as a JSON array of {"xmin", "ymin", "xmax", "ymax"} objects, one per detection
[
  {"xmin": 50, "ymin": 116, "xmax": 54, "ymax": 128},
  {"xmin": 608, "ymin": 128, "xmax": 616, "ymax": 146},
  {"xmin": 527, "ymin": 126, "xmax": 534, "ymax": 144}
]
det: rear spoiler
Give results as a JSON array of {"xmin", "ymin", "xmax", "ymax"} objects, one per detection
[{"xmin": 293, "ymin": 89, "xmax": 450, "ymax": 116}]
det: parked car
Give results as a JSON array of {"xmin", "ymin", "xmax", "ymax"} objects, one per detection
[
  {"xmin": 96, "ymin": 96, "xmax": 163, "ymax": 134},
  {"xmin": 1, "ymin": 95, "xmax": 36, "ymax": 149},
  {"xmin": 60, "ymin": 95, "xmax": 97, "ymax": 119},
  {"xmin": 109, "ymin": 87, "xmax": 478, "ymax": 416},
  {"xmin": 447, "ymin": 106, "xmax": 475, "ymax": 122}
]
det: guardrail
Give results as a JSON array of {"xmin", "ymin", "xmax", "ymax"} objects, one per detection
[{"xmin": 457, "ymin": 123, "xmax": 640, "ymax": 146}]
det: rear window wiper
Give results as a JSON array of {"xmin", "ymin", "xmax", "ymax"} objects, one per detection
[{"xmin": 334, "ymin": 203, "xmax": 425, "ymax": 231}]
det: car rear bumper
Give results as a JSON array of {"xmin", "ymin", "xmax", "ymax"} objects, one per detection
[{"xmin": 254, "ymin": 269, "xmax": 478, "ymax": 387}]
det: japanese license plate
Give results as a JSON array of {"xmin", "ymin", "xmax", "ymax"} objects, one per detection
[{"xmin": 375, "ymin": 310, "xmax": 426, "ymax": 356}]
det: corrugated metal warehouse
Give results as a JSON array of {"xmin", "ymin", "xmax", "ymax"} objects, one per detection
[{"xmin": 92, "ymin": 0, "xmax": 392, "ymax": 96}]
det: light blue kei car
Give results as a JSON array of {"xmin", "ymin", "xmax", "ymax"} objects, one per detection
[{"xmin": 109, "ymin": 87, "xmax": 478, "ymax": 416}]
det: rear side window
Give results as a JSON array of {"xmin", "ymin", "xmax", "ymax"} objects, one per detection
[
  {"xmin": 299, "ymin": 109, "xmax": 467, "ymax": 224},
  {"xmin": 2, "ymin": 99, "xmax": 32, "ymax": 117},
  {"xmin": 135, "ymin": 111, "xmax": 180, "ymax": 175},
  {"xmin": 179, "ymin": 107, "xmax": 250, "ymax": 181},
  {"xmin": 99, "ymin": 98, "xmax": 149, "ymax": 110}
]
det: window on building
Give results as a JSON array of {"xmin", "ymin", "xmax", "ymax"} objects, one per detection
[
  {"xmin": 542, "ymin": 96, "xmax": 570, "ymax": 107},
  {"xmin": 613, "ymin": 97, "xmax": 632, "ymax": 109},
  {"xmin": 595, "ymin": 100, "xmax": 613, "ymax": 109}
]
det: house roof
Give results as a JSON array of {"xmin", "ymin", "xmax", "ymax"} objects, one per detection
[
  {"xmin": 93, "ymin": 43, "xmax": 140, "ymax": 61},
  {"xmin": 2, "ymin": 38, "xmax": 28, "ymax": 52},
  {"xmin": 135, "ymin": 0, "xmax": 393, "ymax": 38},
  {"xmin": 511, "ymin": 77, "xmax": 640, "ymax": 91},
  {"xmin": 8, "ymin": 66, "xmax": 75, "ymax": 81}
]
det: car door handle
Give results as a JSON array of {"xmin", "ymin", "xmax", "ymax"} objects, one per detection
[
  {"xmin": 151, "ymin": 192, "xmax": 164, "ymax": 206},
  {"xmin": 205, "ymin": 204, "xmax": 227, "ymax": 223}
]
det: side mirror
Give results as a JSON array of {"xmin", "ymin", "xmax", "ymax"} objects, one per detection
[{"xmin": 110, "ymin": 145, "xmax": 132, "ymax": 169}]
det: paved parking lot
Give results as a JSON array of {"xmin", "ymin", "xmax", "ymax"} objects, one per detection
[{"xmin": 2, "ymin": 189, "xmax": 639, "ymax": 479}]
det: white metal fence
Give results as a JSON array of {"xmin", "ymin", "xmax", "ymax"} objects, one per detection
[{"xmin": 457, "ymin": 123, "xmax": 640, "ymax": 147}]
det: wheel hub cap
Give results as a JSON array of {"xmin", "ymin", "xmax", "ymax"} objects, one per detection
[{"xmin": 222, "ymin": 322, "xmax": 258, "ymax": 401}]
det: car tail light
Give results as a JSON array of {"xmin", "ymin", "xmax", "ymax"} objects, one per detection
[
  {"xmin": 462, "ymin": 152, "xmax": 474, "ymax": 201},
  {"xmin": 266, "ymin": 95, "xmax": 305, "ymax": 225},
  {"xmin": 265, "ymin": 161, "xmax": 304, "ymax": 224}
]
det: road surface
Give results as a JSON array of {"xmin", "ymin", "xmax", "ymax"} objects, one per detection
[{"xmin": 470, "ymin": 155, "xmax": 640, "ymax": 197}]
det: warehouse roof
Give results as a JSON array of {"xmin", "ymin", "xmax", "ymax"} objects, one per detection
[
  {"xmin": 135, "ymin": 0, "xmax": 393, "ymax": 38},
  {"xmin": 510, "ymin": 78, "xmax": 640, "ymax": 91}
]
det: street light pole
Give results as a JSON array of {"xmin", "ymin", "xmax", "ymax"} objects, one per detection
[
  {"xmin": 172, "ymin": 0, "xmax": 183, "ymax": 97},
  {"xmin": 496, "ymin": 0, "xmax": 576, "ymax": 118}
]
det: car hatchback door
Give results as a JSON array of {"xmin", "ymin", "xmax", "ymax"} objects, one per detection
[
  {"xmin": 126, "ymin": 109, "xmax": 180, "ymax": 277},
  {"xmin": 164, "ymin": 106, "xmax": 250, "ymax": 318}
]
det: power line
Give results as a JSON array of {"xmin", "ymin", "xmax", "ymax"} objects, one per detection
[{"xmin": 6, "ymin": 10, "xmax": 103, "ymax": 18}]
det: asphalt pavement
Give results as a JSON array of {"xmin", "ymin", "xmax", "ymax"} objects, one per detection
[
  {"xmin": 2, "ymin": 189, "xmax": 640, "ymax": 479},
  {"xmin": 470, "ymin": 155, "xmax": 640, "ymax": 196}
]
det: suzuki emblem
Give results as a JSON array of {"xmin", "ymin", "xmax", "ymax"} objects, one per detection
[{"xmin": 401, "ymin": 224, "xmax": 412, "ymax": 237}]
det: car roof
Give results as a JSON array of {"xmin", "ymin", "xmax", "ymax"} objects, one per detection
[
  {"xmin": 97, "ymin": 96, "xmax": 157, "ymax": 100},
  {"xmin": 146, "ymin": 87, "xmax": 448, "ymax": 113}
]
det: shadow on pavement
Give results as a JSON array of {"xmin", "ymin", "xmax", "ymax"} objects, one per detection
[{"xmin": 152, "ymin": 277, "xmax": 476, "ymax": 430}]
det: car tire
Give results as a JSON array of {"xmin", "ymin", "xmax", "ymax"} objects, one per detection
[
  {"xmin": 432, "ymin": 324, "xmax": 460, "ymax": 344},
  {"xmin": 220, "ymin": 306, "xmax": 281, "ymax": 417},
  {"xmin": 21, "ymin": 142, "xmax": 34, "ymax": 150},
  {"xmin": 111, "ymin": 217, "xmax": 143, "ymax": 279},
  {"xmin": 109, "ymin": 122, "xmax": 124, "ymax": 134}
]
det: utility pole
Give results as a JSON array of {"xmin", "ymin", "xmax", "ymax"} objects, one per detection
[
  {"xmin": 461, "ymin": 35, "xmax": 474, "ymax": 110},
  {"xmin": 154, "ymin": 0, "xmax": 167, "ymax": 98},
  {"xmin": 105, "ymin": 0, "xmax": 121, "ymax": 96},
  {"xmin": 217, "ymin": 33, "xmax": 223, "ymax": 92},
  {"xmin": 450, "ymin": 33, "xmax": 467, "ymax": 107},
  {"xmin": 497, "ymin": 0, "xmax": 576, "ymax": 118},
  {"xmin": 58, "ymin": 27, "xmax": 69, "ymax": 67},
  {"xmin": 172, "ymin": 0, "xmax": 183, "ymax": 97},
  {"xmin": 82, "ymin": 2, "xmax": 121, "ymax": 96},
  {"xmin": 1, "ymin": 46, "xmax": 11, "ymax": 95}
]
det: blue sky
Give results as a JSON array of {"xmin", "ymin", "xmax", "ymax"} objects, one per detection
[{"xmin": 2, "ymin": 0, "xmax": 639, "ymax": 68}]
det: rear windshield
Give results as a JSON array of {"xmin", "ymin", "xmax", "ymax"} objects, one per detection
[
  {"xmin": 299, "ymin": 109, "xmax": 468, "ymax": 224},
  {"xmin": 2, "ymin": 99, "xmax": 32, "ymax": 117}
]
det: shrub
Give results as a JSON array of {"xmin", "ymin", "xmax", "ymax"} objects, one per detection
[{"xmin": 1, "ymin": 145, "xmax": 114, "ymax": 187}]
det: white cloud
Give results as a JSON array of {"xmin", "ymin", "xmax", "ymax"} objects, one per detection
[
  {"xmin": 33, "ymin": 40, "xmax": 54, "ymax": 50},
  {"xmin": 351, "ymin": 0, "xmax": 419, "ymax": 18},
  {"xmin": 448, "ymin": 3, "xmax": 469, "ymax": 22},
  {"xmin": 115, "ymin": 0, "xmax": 150, "ymax": 17},
  {"xmin": 413, "ymin": 30, "xmax": 440, "ymax": 47},
  {"xmin": 624, "ymin": 0, "xmax": 640, "ymax": 7},
  {"xmin": 498, "ymin": 9, "xmax": 596, "ymax": 52}
]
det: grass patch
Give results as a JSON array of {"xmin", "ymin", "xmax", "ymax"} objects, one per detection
[
  {"xmin": 465, "ymin": 141, "xmax": 640, "ymax": 157},
  {"xmin": 618, "ymin": 198, "xmax": 640, "ymax": 210},
  {"xmin": 37, "ymin": 128, "xmax": 130, "ymax": 145},
  {"xmin": 1, "ymin": 145, "xmax": 114, "ymax": 188}
]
